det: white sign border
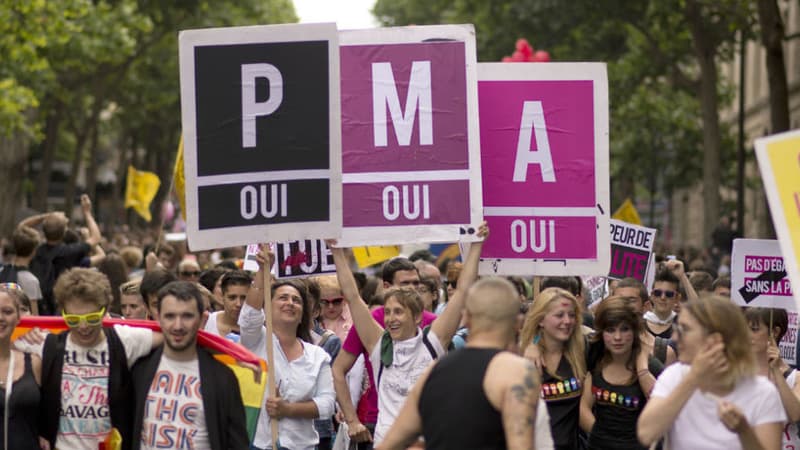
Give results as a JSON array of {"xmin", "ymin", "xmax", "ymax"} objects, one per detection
[
  {"xmin": 755, "ymin": 129, "xmax": 800, "ymax": 311},
  {"xmin": 336, "ymin": 24, "xmax": 484, "ymax": 247},
  {"xmin": 730, "ymin": 238, "xmax": 796, "ymax": 311},
  {"xmin": 179, "ymin": 23, "xmax": 342, "ymax": 251},
  {"xmin": 476, "ymin": 62, "xmax": 611, "ymax": 276}
]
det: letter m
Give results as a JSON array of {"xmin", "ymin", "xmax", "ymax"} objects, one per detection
[{"xmin": 372, "ymin": 61, "xmax": 433, "ymax": 147}]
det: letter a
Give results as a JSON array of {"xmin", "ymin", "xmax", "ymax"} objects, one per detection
[
  {"xmin": 372, "ymin": 61, "xmax": 433, "ymax": 147},
  {"xmin": 241, "ymin": 63, "xmax": 283, "ymax": 148},
  {"xmin": 513, "ymin": 101, "xmax": 556, "ymax": 182}
]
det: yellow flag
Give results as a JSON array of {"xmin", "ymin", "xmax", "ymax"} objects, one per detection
[
  {"xmin": 124, "ymin": 165, "xmax": 160, "ymax": 222},
  {"xmin": 353, "ymin": 246, "xmax": 401, "ymax": 268},
  {"xmin": 173, "ymin": 135, "xmax": 186, "ymax": 220},
  {"xmin": 612, "ymin": 198, "xmax": 642, "ymax": 225}
]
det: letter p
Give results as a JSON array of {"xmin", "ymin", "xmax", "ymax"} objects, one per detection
[{"xmin": 241, "ymin": 63, "xmax": 283, "ymax": 148}]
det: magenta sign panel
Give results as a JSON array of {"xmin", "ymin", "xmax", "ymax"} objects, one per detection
[
  {"xmin": 477, "ymin": 63, "xmax": 610, "ymax": 276},
  {"xmin": 338, "ymin": 26, "xmax": 483, "ymax": 246}
]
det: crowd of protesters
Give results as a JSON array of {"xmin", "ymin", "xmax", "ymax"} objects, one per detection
[{"xmin": 0, "ymin": 198, "xmax": 793, "ymax": 450}]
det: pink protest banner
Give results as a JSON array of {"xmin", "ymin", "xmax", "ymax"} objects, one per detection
[
  {"xmin": 337, "ymin": 25, "xmax": 483, "ymax": 247},
  {"xmin": 477, "ymin": 63, "xmax": 610, "ymax": 276}
]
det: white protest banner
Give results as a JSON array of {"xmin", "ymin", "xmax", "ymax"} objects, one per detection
[
  {"xmin": 179, "ymin": 23, "xmax": 342, "ymax": 250},
  {"xmin": 731, "ymin": 239, "xmax": 794, "ymax": 310},
  {"xmin": 607, "ymin": 219, "xmax": 657, "ymax": 283},
  {"xmin": 755, "ymin": 129, "xmax": 800, "ymax": 312},
  {"xmin": 338, "ymin": 25, "xmax": 483, "ymax": 246},
  {"xmin": 477, "ymin": 63, "xmax": 610, "ymax": 275}
]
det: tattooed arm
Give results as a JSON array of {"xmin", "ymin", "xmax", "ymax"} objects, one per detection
[
  {"xmin": 483, "ymin": 352, "xmax": 540, "ymax": 450},
  {"xmin": 502, "ymin": 358, "xmax": 539, "ymax": 450}
]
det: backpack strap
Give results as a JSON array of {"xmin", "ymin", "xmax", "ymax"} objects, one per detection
[{"xmin": 421, "ymin": 325, "xmax": 438, "ymax": 360}]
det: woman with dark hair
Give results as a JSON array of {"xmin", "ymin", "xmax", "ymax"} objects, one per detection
[
  {"xmin": 745, "ymin": 307, "xmax": 800, "ymax": 449},
  {"xmin": 239, "ymin": 247, "xmax": 334, "ymax": 450},
  {"xmin": 579, "ymin": 296, "xmax": 656, "ymax": 450}
]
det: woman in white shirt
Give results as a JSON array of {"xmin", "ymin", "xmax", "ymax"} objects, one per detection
[
  {"xmin": 240, "ymin": 250, "xmax": 335, "ymax": 450},
  {"xmin": 326, "ymin": 222, "xmax": 487, "ymax": 446},
  {"xmin": 637, "ymin": 295, "xmax": 786, "ymax": 450}
]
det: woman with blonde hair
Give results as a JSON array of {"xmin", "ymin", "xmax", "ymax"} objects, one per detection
[
  {"xmin": 520, "ymin": 287, "xmax": 586, "ymax": 450},
  {"xmin": 638, "ymin": 296, "xmax": 785, "ymax": 449}
]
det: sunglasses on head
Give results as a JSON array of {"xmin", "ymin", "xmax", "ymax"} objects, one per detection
[
  {"xmin": 0, "ymin": 282, "xmax": 23, "ymax": 293},
  {"xmin": 320, "ymin": 297, "xmax": 344, "ymax": 306},
  {"xmin": 62, "ymin": 307, "xmax": 106, "ymax": 328},
  {"xmin": 652, "ymin": 289, "xmax": 676, "ymax": 299}
]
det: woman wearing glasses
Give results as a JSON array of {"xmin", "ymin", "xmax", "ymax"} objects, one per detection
[
  {"xmin": 240, "ymin": 250, "xmax": 335, "ymax": 450},
  {"xmin": 0, "ymin": 284, "xmax": 43, "ymax": 449},
  {"xmin": 638, "ymin": 296, "xmax": 785, "ymax": 449}
]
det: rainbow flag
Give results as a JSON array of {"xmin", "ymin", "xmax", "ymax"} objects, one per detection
[{"xmin": 14, "ymin": 317, "xmax": 267, "ymax": 441}]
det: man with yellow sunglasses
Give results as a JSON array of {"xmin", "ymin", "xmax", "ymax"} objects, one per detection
[{"xmin": 16, "ymin": 268, "xmax": 164, "ymax": 450}]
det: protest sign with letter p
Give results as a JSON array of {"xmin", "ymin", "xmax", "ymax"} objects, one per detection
[{"xmin": 179, "ymin": 23, "xmax": 342, "ymax": 250}]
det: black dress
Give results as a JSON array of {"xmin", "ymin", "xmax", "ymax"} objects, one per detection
[
  {"xmin": 0, "ymin": 352, "xmax": 40, "ymax": 450},
  {"xmin": 587, "ymin": 367, "xmax": 647, "ymax": 450},
  {"xmin": 541, "ymin": 356, "xmax": 582, "ymax": 450}
]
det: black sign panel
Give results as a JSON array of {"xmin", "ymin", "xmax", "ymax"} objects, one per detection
[
  {"xmin": 198, "ymin": 179, "xmax": 330, "ymax": 229},
  {"xmin": 194, "ymin": 41, "xmax": 330, "ymax": 176}
]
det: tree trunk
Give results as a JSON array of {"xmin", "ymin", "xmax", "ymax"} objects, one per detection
[
  {"xmin": 756, "ymin": 0, "xmax": 790, "ymax": 134},
  {"xmin": 85, "ymin": 119, "xmax": 100, "ymax": 205},
  {"xmin": 0, "ymin": 125, "xmax": 33, "ymax": 236},
  {"xmin": 685, "ymin": 0, "xmax": 722, "ymax": 248},
  {"xmin": 32, "ymin": 99, "xmax": 63, "ymax": 211}
]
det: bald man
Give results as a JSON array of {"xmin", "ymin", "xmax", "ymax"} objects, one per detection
[{"xmin": 377, "ymin": 277, "xmax": 553, "ymax": 450}]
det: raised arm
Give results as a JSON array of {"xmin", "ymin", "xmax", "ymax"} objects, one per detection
[
  {"xmin": 80, "ymin": 195, "xmax": 102, "ymax": 247},
  {"xmin": 666, "ymin": 260, "xmax": 697, "ymax": 302},
  {"xmin": 19, "ymin": 213, "xmax": 50, "ymax": 229},
  {"xmin": 430, "ymin": 222, "xmax": 488, "ymax": 345},
  {"xmin": 245, "ymin": 244, "xmax": 273, "ymax": 310},
  {"xmin": 328, "ymin": 242, "xmax": 383, "ymax": 353}
]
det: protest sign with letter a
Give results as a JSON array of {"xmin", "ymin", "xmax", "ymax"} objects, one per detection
[
  {"xmin": 179, "ymin": 23, "xmax": 342, "ymax": 250},
  {"xmin": 337, "ymin": 25, "xmax": 483, "ymax": 247},
  {"xmin": 477, "ymin": 63, "xmax": 610, "ymax": 276}
]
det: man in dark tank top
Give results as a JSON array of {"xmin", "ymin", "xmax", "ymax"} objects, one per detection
[{"xmin": 376, "ymin": 277, "xmax": 553, "ymax": 450}]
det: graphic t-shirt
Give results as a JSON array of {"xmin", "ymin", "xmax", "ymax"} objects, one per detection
[
  {"xmin": 56, "ymin": 325, "xmax": 153, "ymax": 450},
  {"xmin": 369, "ymin": 328, "xmax": 445, "ymax": 446},
  {"xmin": 141, "ymin": 355, "xmax": 210, "ymax": 450},
  {"xmin": 540, "ymin": 356, "xmax": 582, "ymax": 450}
]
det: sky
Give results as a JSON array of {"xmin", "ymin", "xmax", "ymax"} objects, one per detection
[{"xmin": 293, "ymin": 0, "xmax": 378, "ymax": 29}]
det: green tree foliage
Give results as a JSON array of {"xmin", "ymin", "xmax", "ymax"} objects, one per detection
[
  {"xmin": 373, "ymin": 0, "xmax": 747, "ymax": 240},
  {"xmin": 0, "ymin": 0, "xmax": 297, "ymax": 234}
]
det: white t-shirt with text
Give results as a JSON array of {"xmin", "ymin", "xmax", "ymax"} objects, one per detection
[
  {"xmin": 140, "ymin": 354, "xmax": 210, "ymax": 450},
  {"xmin": 56, "ymin": 325, "xmax": 153, "ymax": 450}
]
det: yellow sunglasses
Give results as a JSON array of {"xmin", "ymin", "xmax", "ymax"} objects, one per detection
[{"xmin": 62, "ymin": 307, "xmax": 106, "ymax": 328}]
